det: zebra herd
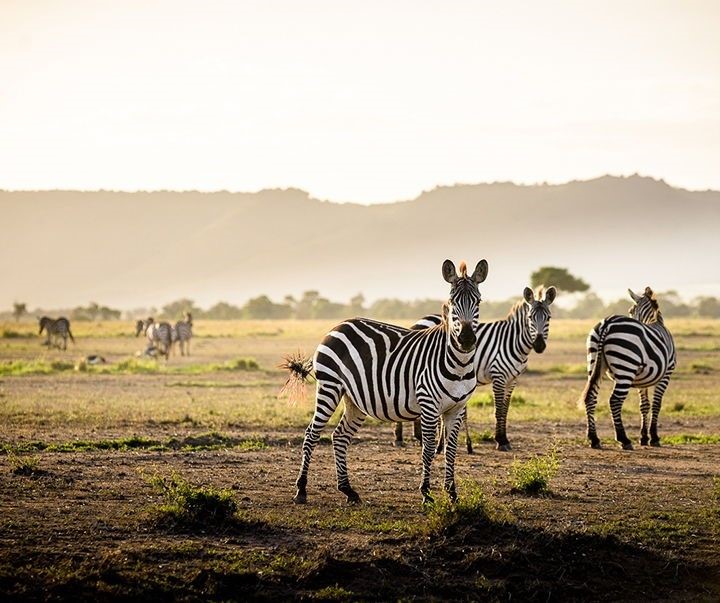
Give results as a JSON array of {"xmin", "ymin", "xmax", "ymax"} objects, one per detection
[
  {"xmin": 37, "ymin": 313, "xmax": 193, "ymax": 359},
  {"xmin": 135, "ymin": 312, "xmax": 193, "ymax": 359},
  {"xmin": 283, "ymin": 259, "xmax": 677, "ymax": 505}
]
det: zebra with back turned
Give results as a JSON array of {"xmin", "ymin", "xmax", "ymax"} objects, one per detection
[
  {"xmin": 582, "ymin": 287, "xmax": 676, "ymax": 450},
  {"xmin": 135, "ymin": 317, "xmax": 173, "ymax": 360},
  {"xmin": 172, "ymin": 312, "xmax": 193, "ymax": 356},
  {"xmin": 395, "ymin": 286, "xmax": 556, "ymax": 452},
  {"xmin": 38, "ymin": 316, "xmax": 75, "ymax": 350},
  {"xmin": 283, "ymin": 259, "xmax": 488, "ymax": 504}
]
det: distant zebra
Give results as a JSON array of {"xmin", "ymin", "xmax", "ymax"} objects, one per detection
[
  {"xmin": 172, "ymin": 312, "xmax": 193, "ymax": 356},
  {"xmin": 135, "ymin": 317, "xmax": 172, "ymax": 360},
  {"xmin": 395, "ymin": 286, "xmax": 556, "ymax": 452},
  {"xmin": 581, "ymin": 287, "xmax": 676, "ymax": 450},
  {"xmin": 284, "ymin": 259, "xmax": 488, "ymax": 505},
  {"xmin": 38, "ymin": 316, "xmax": 75, "ymax": 350}
]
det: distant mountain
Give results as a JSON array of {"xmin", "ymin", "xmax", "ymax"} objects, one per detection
[{"xmin": 1, "ymin": 175, "xmax": 719, "ymax": 309}]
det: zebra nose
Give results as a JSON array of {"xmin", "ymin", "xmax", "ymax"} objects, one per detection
[
  {"xmin": 533, "ymin": 335, "xmax": 546, "ymax": 353},
  {"xmin": 459, "ymin": 323, "xmax": 475, "ymax": 350}
]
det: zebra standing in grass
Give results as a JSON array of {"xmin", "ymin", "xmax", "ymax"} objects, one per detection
[
  {"xmin": 395, "ymin": 286, "xmax": 556, "ymax": 452},
  {"xmin": 172, "ymin": 312, "xmax": 193, "ymax": 356},
  {"xmin": 135, "ymin": 317, "xmax": 173, "ymax": 360},
  {"xmin": 284, "ymin": 259, "xmax": 488, "ymax": 504},
  {"xmin": 582, "ymin": 287, "xmax": 676, "ymax": 450},
  {"xmin": 38, "ymin": 316, "xmax": 75, "ymax": 350}
]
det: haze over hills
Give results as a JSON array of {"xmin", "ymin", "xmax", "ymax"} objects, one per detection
[{"xmin": 1, "ymin": 175, "xmax": 719, "ymax": 311}]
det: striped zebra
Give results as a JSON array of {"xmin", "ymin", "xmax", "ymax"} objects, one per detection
[
  {"xmin": 172, "ymin": 312, "xmax": 193, "ymax": 356},
  {"xmin": 581, "ymin": 287, "xmax": 676, "ymax": 450},
  {"xmin": 395, "ymin": 286, "xmax": 556, "ymax": 452},
  {"xmin": 135, "ymin": 317, "xmax": 173, "ymax": 360},
  {"xmin": 38, "ymin": 316, "xmax": 75, "ymax": 350},
  {"xmin": 284, "ymin": 259, "xmax": 488, "ymax": 505}
]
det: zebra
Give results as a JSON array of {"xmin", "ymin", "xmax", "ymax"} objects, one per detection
[
  {"xmin": 581, "ymin": 287, "xmax": 676, "ymax": 450},
  {"xmin": 172, "ymin": 312, "xmax": 193, "ymax": 356},
  {"xmin": 135, "ymin": 317, "xmax": 173, "ymax": 360},
  {"xmin": 283, "ymin": 259, "xmax": 488, "ymax": 505},
  {"xmin": 38, "ymin": 316, "xmax": 75, "ymax": 350},
  {"xmin": 395, "ymin": 286, "xmax": 556, "ymax": 452}
]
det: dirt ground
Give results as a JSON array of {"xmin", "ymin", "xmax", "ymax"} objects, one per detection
[{"xmin": 2, "ymin": 419, "xmax": 720, "ymax": 601}]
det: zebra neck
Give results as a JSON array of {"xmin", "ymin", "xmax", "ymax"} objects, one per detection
[
  {"xmin": 507, "ymin": 306, "xmax": 534, "ymax": 355},
  {"xmin": 444, "ymin": 328, "xmax": 476, "ymax": 369}
]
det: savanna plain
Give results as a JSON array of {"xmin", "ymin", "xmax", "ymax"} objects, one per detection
[{"xmin": 1, "ymin": 318, "xmax": 720, "ymax": 601}]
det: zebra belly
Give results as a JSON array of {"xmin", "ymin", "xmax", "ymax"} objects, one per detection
[{"xmin": 347, "ymin": 390, "xmax": 421, "ymax": 422}]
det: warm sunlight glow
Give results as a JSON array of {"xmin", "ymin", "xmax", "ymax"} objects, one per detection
[{"xmin": 1, "ymin": 0, "xmax": 719, "ymax": 202}]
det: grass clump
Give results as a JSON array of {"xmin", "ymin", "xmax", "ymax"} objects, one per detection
[
  {"xmin": 215, "ymin": 357, "xmax": 259, "ymax": 371},
  {"xmin": 6, "ymin": 451, "xmax": 43, "ymax": 476},
  {"xmin": 468, "ymin": 392, "xmax": 529, "ymax": 409},
  {"xmin": 509, "ymin": 447, "xmax": 559, "ymax": 495},
  {"xmin": 312, "ymin": 585, "xmax": 354, "ymax": 600},
  {"xmin": 425, "ymin": 480, "xmax": 497, "ymax": 534},
  {"xmin": 1, "ymin": 329, "xmax": 33, "ymax": 339},
  {"xmin": 148, "ymin": 472, "xmax": 238, "ymax": 528},
  {"xmin": 662, "ymin": 433, "xmax": 720, "ymax": 445},
  {"xmin": 0, "ymin": 359, "xmax": 74, "ymax": 376}
]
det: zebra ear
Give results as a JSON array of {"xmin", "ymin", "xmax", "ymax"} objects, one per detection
[
  {"xmin": 523, "ymin": 287, "xmax": 534, "ymax": 304},
  {"xmin": 544, "ymin": 286, "xmax": 557, "ymax": 305},
  {"xmin": 471, "ymin": 259, "xmax": 488, "ymax": 284},
  {"xmin": 442, "ymin": 260, "xmax": 458, "ymax": 284},
  {"xmin": 644, "ymin": 286, "xmax": 655, "ymax": 299},
  {"xmin": 628, "ymin": 288, "xmax": 641, "ymax": 303}
]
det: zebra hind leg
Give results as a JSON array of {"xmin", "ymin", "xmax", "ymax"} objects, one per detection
[
  {"xmin": 293, "ymin": 379, "xmax": 344, "ymax": 504},
  {"xmin": 639, "ymin": 389, "xmax": 650, "ymax": 446},
  {"xmin": 393, "ymin": 422, "xmax": 404, "ymax": 447},
  {"xmin": 332, "ymin": 398, "xmax": 366, "ymax": 504},
  {"xmin": 609, "ymin": 380, "xmax": 633, "ymax": 450},
  {"xmin": 650, "ymin": 376, "xmax": 671, "ymax": 447}
]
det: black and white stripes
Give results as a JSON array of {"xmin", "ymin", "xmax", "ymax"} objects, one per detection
[
  {"xmin": 38, "ymin": 316, "xmax": 75, "ymax": 350},
  {"xmin": 581, "ymin": 287, "xmax": 676, "ymax": 449},
  {"xmin": 135, "ymin": 317, "xmax": 173, "ymax": 360},
  {"xmin": 172, "ymin": 312, "xmax": 193, "ymax": 356},
  {"xmin": 286, "ymin": 259, "xmax": 488, "ymax": 504}
]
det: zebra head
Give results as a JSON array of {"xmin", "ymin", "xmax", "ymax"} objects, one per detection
[
  {"xmin": 523, "ymin": 286, "xmax": 556, "ymax": 353},
  {"xmin": 135, "ymin": 317, "xmax": 154, "ymax": 337},
  {"xmin": 628, "ymin": 287, "xmax": 660, "ymax": 323},
  {"xmin": 38, "ymin": 316, "xmax": 51, "ymax": 335},
  {"xmin": 442, "ymin": 259, "xmax": 488, "ymax": 353}
]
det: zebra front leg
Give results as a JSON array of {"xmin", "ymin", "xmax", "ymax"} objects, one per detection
[
  {"xmin": 463, "ymin": 408, "xmax": 473, "ymax": 454},
  {"xmin": 294, "ymin": 381, "xmax": 343, "ymax": 504},
  {"xmin": 649, "ymin": 376, "xmax": 671, "ymax": 447},
  {"xmin": 609, "ymin": 380, "xmax": 633, "ymax": 450},
  {"xmin": 583, "ymin": 372, "xmax": 602, "ymax": 449},
  {"xmin": 418, "ymin": 405, "xmax": 439, "ymax": 504},
  {"xmin": 639, "ymin": 388, "xmax": 650, "ymax": 446},
  {"xmin": 332, "ymin": 399, "xmax": 366, "ymax": 504},
  {"xmin": 393, "ymin": 422, "xmax": 404, "ymax": 447},
  {"xmin": 492, "ymin": 379, "xmax": 512, "ymax": 451},
  {"xmin": 442, "ymin": 405, "xmax": 466, "ymax": 502}
]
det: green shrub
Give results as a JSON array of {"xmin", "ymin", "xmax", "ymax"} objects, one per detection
[
  {"xmin": 7, "ymin": 452, "xmax": 42, "ymax": 476},
  {"xmin": 425, "ymin": 480, "xmax": 493, "ymax": 533},
  {"xmin": 509, "ymin": 447, "xmax": 559, "ymax": 495},
  {"xmin": 148, "ymin": 472, "xmax": 238, "ymax": 527}
]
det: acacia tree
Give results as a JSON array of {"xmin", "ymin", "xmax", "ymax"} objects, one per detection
[
  {"xmin": 530, "ymin": 266, "xmax": 589, "ymax": 293},
  {"xmin": 12, "ymin": 302, "xmax": 27, "ymax": 322}
]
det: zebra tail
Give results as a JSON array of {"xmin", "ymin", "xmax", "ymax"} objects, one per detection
[
  {"xmin": 579, "ymin": 321, "xmax": 606, "ymax": 409},
  {"xmin": 278, "ymin": 352, "xmax": 314, "ymax": 406},
  {"xmin": 67, "ymin": 327, "xmax": 76, "ymax": 344}
]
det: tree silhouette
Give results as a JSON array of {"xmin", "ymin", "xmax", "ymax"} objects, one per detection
[
  {"xmin": 12, "ymin": 302, "xmax": 27, "ymax": 322},
  {"xmin": 530, "ymin": 266, "xmax": 589, "ymax": 293}
]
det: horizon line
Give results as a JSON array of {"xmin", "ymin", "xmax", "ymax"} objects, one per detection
[{"xmin": 1, "ymin": 172, "xmax": 718, "ymax": 205}]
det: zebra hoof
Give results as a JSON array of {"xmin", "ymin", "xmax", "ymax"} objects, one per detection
[
  {"xmin": 421, "ymin": 492, "xmax": 435, "ymax": 505},
  {"xmin": 640, "ymin": 438, "xmax": 649, "ymax": 446},
  {"xmin": 340, "ymin": 486, "xmax": 361, "ymax": 505},
  {"xmin": 292, "ymin": 491, "xmax": 307, "ymax": 504},
  {"xmin": 590, "ymin": 440, "xmax": 602, "ymax": 449},
  {"xmin": 466, "ymin": 445, "xmax": 474, "ymax": 455},
  {"xmin": 650, "ymin": 440, "xmax": 661, "ymax": 447},
  {"xmin": 393, "ymin": 440, "xmax": 406, "ymax": 448},
  {"xmin": 621, "ymin": 442, "xmax": 634, "ymax": 451},
  {"xmin": 496, "ymin": 443, "xmax": 512, "ymax": 452}
]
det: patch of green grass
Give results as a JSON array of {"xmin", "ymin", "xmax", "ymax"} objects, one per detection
[
  {"xmin": 166, "ymin": 380, "xmax": 273, "ymax": 389},
  {"xmin": 147, "ymin": 472, "xmax": 238, "ymax": 528},
  {"xmin": 312, "ymin": 585, "xmax": 354, "ymax": 600},
  {"xmin": 1, "ymin": 432, "xmax": 270, "ymax": 454},
  {"xmin": 689, "ymin": 362, "xmax": 715, "ymax": 375},
  {"xmin": 662, "ymin": 433, "xmax": 720, "ymax": 445},
  {"xmin": 1, "ymin": 329, "xmax": 33, "ymax": 339},
  {"xmin": 509, "ymin": 447, "xmax": 559, "ymax": 495},
  {"xmin": 0, "ymin": 359, "xmax": 75, "ymax": 376},
  {"xmin": 467, "ymin": 392, "xmax": 529, "ymax": 408},
  {"xmin": 467, "ymin": 429, "xmax": 495, "ymax": 443},
  {"xmin": 6, "ymin": 451, "xmax": 42, "ymax": 476},
  {"xmin": 594, "ymin": 511, "xmax": 696, "ymax": 546},
  {"xmin": 425, "ymin": 480, "xmax": 508, "ymax": 534},
  {"xmin": 544, "ymin": 363, "xmax": 587, "ymax": 375}
]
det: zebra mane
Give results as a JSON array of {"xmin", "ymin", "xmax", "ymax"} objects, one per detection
[
  {"xmin": 458, "ymin": 261, "xmax": 468, "ymax": 277},
  {"xmin": 507, "ymin": 300, "xmax": 528, "ymax": 320}
]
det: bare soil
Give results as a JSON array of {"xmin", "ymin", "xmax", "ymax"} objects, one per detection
[{"xmin": 2, "ymin": 419, "xmax": 720, "ymax": 601}]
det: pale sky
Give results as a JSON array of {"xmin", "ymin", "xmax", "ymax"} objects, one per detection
[{"xmin": 1, "ymin": 0, "xmax": 719, "ymax": 203}]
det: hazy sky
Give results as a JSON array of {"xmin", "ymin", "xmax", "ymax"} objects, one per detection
[{"xmin": 1, "ymin": 0, "xmax": 719, "ymax": 203}]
